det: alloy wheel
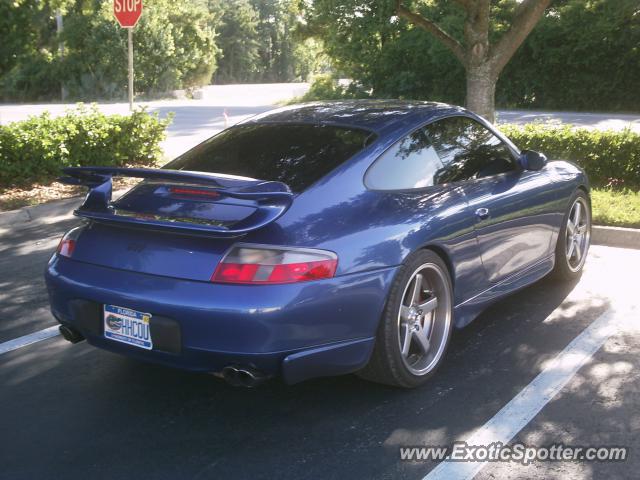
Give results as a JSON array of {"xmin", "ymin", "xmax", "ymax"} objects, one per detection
[
  {"xmin": 565, "ymin": 197, "xmax": 591, "ymax": 272},
  {"xmin": 397, "ymin": 263, "xmax": 452, "ymax": 376}
]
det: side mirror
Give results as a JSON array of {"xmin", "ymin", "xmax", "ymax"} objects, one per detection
[{"xmin": 519, "ymin": 150, "xmax": 548, "ymax": 171}]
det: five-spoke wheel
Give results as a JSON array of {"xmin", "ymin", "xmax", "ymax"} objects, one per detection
[
  {"xmin": 553, "ymin": 190, "xmax": 591, "ymax": 280},
  {"xmin": 359, "ymin": 250, "xmax": 453, "ymax": 387},
  {"xmin": 565, "ymin": 196, "xmax": 590, "ymax": 272},
  {"xmin": 397, "ymin": 264, "xmax": 451, "ymax": 376}
]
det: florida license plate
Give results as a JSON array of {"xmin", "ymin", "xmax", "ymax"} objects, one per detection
[{"xmin": 103, "ymin": 304, "xmax": 153, "ymax": 350}]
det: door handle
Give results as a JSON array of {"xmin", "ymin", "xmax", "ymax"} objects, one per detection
[{"xmin": 475, "ymin": 207, "xmax": 490, "ymax": 220}]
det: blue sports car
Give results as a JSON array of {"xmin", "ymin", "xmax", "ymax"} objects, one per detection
[{"xmin": 46, "ymin": 101, "xmax": 591, "ymax": 388}]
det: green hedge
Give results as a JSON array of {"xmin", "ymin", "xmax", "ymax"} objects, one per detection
[
  {"xmin": 0, "ymin": 105, "xmax": 172, "ymax": 189},
  {"xmin": 499, "ymin": 123, "xmax": 640, "ymax": 189}
]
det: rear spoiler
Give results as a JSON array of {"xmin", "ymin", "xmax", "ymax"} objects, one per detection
[{"xmin": 60, "ymin": 167, "xmax": 294, "ymax": 236}]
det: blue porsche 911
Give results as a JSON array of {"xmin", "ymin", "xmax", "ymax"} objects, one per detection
[{"xmin": 46, "ymin": 101, "xmax": 591, "ymax": 388}]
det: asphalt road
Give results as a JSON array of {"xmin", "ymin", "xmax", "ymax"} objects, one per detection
[{"xmin": 1, "ymin": 207, "xmax": 639, "ymax": 479}]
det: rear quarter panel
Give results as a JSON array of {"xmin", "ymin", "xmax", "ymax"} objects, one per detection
[
  {"xmin": 248, "ymin": 174, "xmax": 487, "ymax": 307},
  {"xmin": 544, "ymin": 159, "xmax": 591, "ymax": 246}
]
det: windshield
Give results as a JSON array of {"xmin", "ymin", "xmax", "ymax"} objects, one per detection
[{"xmin": 166, "ymin": 123, "xmax": 376, "ymax": 193}]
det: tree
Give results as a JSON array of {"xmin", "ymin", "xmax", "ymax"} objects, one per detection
[
  {"xmin": 212, "ymin": 0, "xmax": 261, "ymax": 83},
  {"xmin": 1, "ymin": 0, "xmax": 219, "ymax": 100},
  {"xmin": 301, "ymin": 0, "xmax": 554, "ymax": 121},
  {"xmin": 395, "ymin": 0, "xmax": 552, "ymax": 121},
  {"xmin": 301, "ymin": 0, "xmax": 640, "ymax": 113},
  {"xmin": 213, "ymin": 0, "xmax": 325, "ymax": 83},
  {"xmin": 498, "ymin": 0, "xmax": 640, "ymax": 112},
  {"xmin": 0, "ymin": 0, "xmax": 62, "ymax": 100},
  {"xmin": 251, "ymin": 0, "xmax": 304, "ymax": 82}
]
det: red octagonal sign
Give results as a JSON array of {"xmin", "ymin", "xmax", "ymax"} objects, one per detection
[{"xmin": 114, "ymin": 0, "xmax": 143, "ymax": 28}]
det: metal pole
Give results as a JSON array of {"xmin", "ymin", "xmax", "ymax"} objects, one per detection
[{"xmin": 128, "ymin": 27, "xmax": 134, "ymax": 111}]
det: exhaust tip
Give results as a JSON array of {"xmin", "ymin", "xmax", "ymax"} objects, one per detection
[
  {"xmin": 59, "ymin": 325, "xmax": 84, "ymax": 344},
  {"xmin": 221, "ymin": 365, "xmax": 268, "ymax": 387}
]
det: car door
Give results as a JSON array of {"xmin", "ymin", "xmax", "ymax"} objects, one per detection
[
  {"xmin": 424, "ymin": 115, "xmax": 557, "ymax": 284},
  {"xmin": 363, "ymin": 126, "xmax": 489, "ymax": 305}
]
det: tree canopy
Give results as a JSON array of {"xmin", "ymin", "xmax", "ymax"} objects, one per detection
[
  {"xmin": 0, "ymin": 0, "xmax": 322, "ymax": 100},
  {"xmin": 1, "ymin": 0, "xmax": 638, "ymax": 113},
  {"xmin": 213, "ymin": 0, "xmax": 326, "ymax": 84},
  {"xmin": 300, "ymin": 0, "xmax": 640, "ymax": 115}
]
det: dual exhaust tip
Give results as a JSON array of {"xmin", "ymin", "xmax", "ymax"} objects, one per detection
[
  {"xmin": 59, "ymin": 324, "xmax": 84, "ymax": 344},
  {"xmin": 59, "ymin": 324, "xmax": 267, "ymax": 387},
  {"xmin": 221, "ymin": 365, "xmax": 268, "ymax": 387}
]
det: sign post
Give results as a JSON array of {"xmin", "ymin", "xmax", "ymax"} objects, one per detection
[
  {"xmin": 113, "ymin": 0, "xmax": 143, "ymax": 111},
  {"xmin": 128, "ymin": 28, "xmax": 134, "ymax": 111}
]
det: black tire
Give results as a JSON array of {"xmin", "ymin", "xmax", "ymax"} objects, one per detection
[
  {"xmin": 552, "ymin": 190, "xmax": 591, "ymax": 281},
  {"xmin": 358, "ymin": 250, "xmax": 454, "ymax": 388}
]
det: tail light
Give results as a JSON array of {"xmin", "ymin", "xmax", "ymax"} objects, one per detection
[
  {"xmin": 56, "ymin": 226, "xmax": 84, "ymax": 258},
  {"xmin": 211, "ymin": 244, "xmax": 338, "ymax": 285}
]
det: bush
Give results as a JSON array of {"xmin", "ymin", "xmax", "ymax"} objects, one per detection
[
  {"xmin": 300, "ymin": 75, "xmax": 348, "ymax": 101},
  {"xmin": 298, "ymin": 75, "xmax": 370, "ymax": 102},
  {"xmin": 499, "ymin": 124, "xmax": 640, "ymax": 189},
  {"xmin": 0, "ymin": 105, "xmax": 172, "ymax": 189}
]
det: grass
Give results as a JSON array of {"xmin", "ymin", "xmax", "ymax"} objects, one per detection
[{"xmin": 591, "ymin": 188, "xmax": 640, "ymax": 229}]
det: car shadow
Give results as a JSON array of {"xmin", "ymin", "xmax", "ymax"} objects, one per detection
[{"xmin": 1, "ymin": 269, "xmax": 621, "ymax": 479}]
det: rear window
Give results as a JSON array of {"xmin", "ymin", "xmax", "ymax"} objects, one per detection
[{"xmin": 166, "ymin": 123, "xmax": 376, "ymax": 193}]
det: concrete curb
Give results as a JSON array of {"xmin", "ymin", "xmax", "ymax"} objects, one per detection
[
  {"xmin": 592, "ymin": 225, "xmax": 640, "ymax": 250},
  {"xmin": 2, "ymin": 197, "xmax": 639, "ymax": 250},
  {"xmin": 0, "ymin": 189, "xmax": 127, "ymax": 228},
  {"xmin": 0, "ymin": 196, "xmax": 83, "ymax": 228}
]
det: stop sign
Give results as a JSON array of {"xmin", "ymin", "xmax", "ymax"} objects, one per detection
[{"xmin": 114, "ymin": 0, "xmax": 143, "ymax": 28}]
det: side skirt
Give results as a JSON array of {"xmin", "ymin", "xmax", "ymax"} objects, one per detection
[{"xmin": 453, "ymin": 254, "xmax": 556, "ymax": 328}]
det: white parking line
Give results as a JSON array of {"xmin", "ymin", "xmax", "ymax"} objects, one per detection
[
  {"xmin": 424, "ymin": 306, "xmax": 630, "ymax": 480},
  {"xmin": 0, "ymin": 325, "xmax": 61, "ymax": 355}
]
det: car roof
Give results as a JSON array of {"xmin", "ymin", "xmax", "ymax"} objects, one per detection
[{"xmin": 242, "ymin": 100, "xmax": 468, "ymax": 133}]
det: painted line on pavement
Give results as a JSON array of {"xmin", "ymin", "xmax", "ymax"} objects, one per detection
[
  {"xmin": 424, "ymin": 305, "xmax": 630, "ymax": 480},
  {"xmin": 0, "ymin": 325, "xmax": 61, "ymax": 355}
]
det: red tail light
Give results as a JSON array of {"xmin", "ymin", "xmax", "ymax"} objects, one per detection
[
  {"xmin": 57, "ymin": 239, "xmax": 76, "ymax": 257},
  {"xmin": 211, "ymin": 244, "xmax": 338, "ymax": 284},
  {"xmin": 56, "ymin": 226, "xmax": 84, "ymax": 258}
]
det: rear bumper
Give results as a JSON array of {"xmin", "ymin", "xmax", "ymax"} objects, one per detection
[{"xmin": 45, "ymin": 256, "xmax": 397, "ymax": 383}]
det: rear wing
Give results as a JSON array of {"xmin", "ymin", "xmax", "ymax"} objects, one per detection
[{"xmin": 60, "ymin": 167, "xmax": 294, "ymax": 236}]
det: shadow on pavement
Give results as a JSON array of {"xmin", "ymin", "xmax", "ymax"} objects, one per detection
[{"xmin": 1, "ymin": 272, "xmax": 615, "ymax": 480}]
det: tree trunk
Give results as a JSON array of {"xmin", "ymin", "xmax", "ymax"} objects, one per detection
[
  {"xmin": 396, "ymin": 0, "xmax": 552, "ymax": 124},
  {"xmin": 465, "ymin": 63, "xmax": 496, "ymax": 123},
  {"xmin": 463, "ymin": 1, "xmax": 494, "ymax": 122}
]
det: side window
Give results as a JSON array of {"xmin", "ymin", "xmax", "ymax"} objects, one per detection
[
  {"xmin": 424, "ymin": 116, "xmax": 517, "ymax": 184},
  {"xmin": 365, "ymin": 129, "xmax": 444, "ymax": 190}
]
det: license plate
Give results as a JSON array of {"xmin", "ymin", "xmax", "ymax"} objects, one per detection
[{"xmin": 103, "ymin": 304, "xmax": 153, "ymax": 350}]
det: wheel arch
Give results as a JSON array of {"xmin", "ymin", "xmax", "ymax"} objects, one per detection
[
  {"xmin": 577, "ymin": 184, "xmax": 590, "ymax": 196},
  {"xmin": 577, "ymin": 184, "xmax": 591, "ymax": 204},
  {"xmin": 417, "ymin": 244, "xmax": 456, "ymax": 293}
]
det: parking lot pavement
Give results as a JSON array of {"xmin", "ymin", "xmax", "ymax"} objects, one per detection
[
  {"xmin": 0, "ymin": 214, "xmax": 78, "ymax": 343},
  {"xmin": 1, "ymin": 198, "xmax": 638, "ymax": 480},
  {"xmin": 476, "ymin": 327, "xmax": 640, "ymax": 480},
  {"xmin": 496, "ymin": 110, "xmax": 640, "ymax": 133}
]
